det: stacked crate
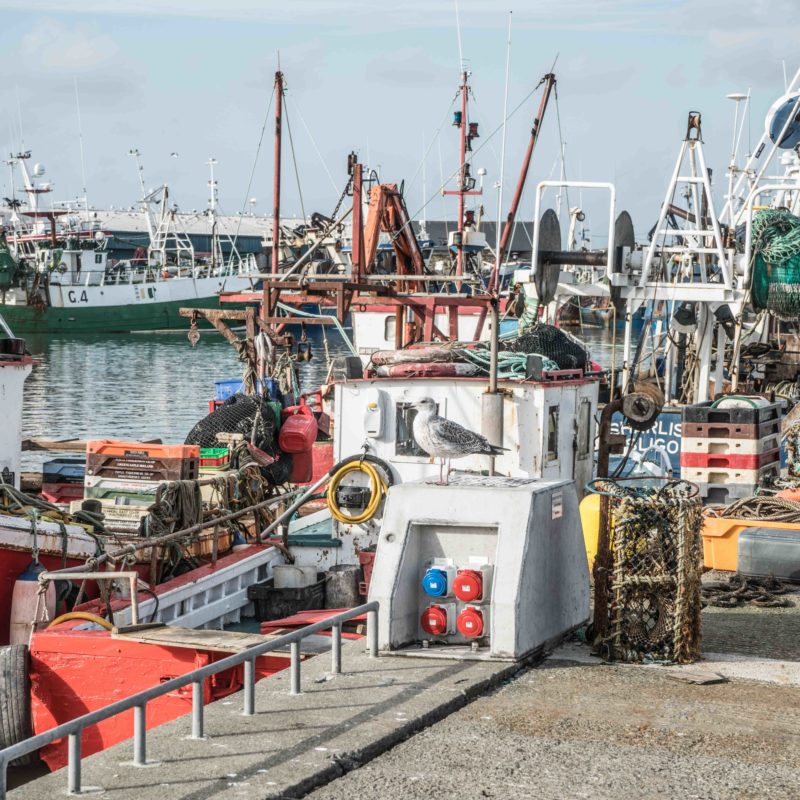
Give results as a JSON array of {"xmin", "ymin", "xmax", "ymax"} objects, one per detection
[
  {"xmin": 42, "ymin": 457, "xmax": 86, "ymax": 504},
  {"xmin": 681, "ymin": 399, "xmax": 781, "ymax": 504},
  {"xmin": 84, "ymin": 441, "xmax": 200, "ymax": 507}
]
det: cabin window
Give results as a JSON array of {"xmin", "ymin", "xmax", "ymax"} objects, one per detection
[
  {"xmin": 384, "ymin": 316, "xmax": 396, "ymax": 345},
  {"xmin": 546, "ymin": 405, "xmax": 559, "ymax": 463},
  {"xmin": 395, "ymin": 401, "xmax": 436, "ymax": 457},
  {"xmin": 577, "ymin": 398, "xmax": 592, "ymax": 459},
  {"xmin": 95, "ymin": 253, "xmax": 103, "ymax": 264}
]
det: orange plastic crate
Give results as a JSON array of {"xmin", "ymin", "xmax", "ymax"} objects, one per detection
[{"xmin": 86, "ymin": 440, "xmax": 199, "ymax": 460}]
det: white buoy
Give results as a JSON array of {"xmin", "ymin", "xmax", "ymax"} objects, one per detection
[{"xmin": 9, "ymin": 562, "xmax": 54, "ymax": 646}]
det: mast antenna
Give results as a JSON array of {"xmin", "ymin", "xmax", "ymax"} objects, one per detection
[
  {"xmin": 454, "ymin": 0, "xmax": 464, "ymax": 73},
  {"xmin": 74, "ymin": 78, "xmax": 90, "ymax": 224},
  {"xmin": 495, "ymin": 11, "xmax": 512, "ymax": 264}
]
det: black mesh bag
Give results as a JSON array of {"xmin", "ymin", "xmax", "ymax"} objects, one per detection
[
  {"xmin": 185, "ymin": 395, "xmax": 279, "ymax": 455},
  {"xmin": 504, "ymin": 323, "xmax": 588, "ymax": 370}
]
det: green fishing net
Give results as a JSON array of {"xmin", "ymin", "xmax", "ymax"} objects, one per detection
[{"xmin": 751, "ymin": 209, "xmax": 800, "ymax": 319}]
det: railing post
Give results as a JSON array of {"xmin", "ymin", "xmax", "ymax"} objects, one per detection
[
  {"xmin": 192, "ymin": 680, "xmax": 204, "ymax": 739},
  {"xmin": 367, "ymin": 607, "xmax": 378, "ymax": 658},
  {"xmin": 331, "ymin": 622, "xmax": 342, "ymax": 674},
  {"xmin": 68, "ymin": 731, "xmax": 81, "ymax": 794},
  {"xmin": 0, "ymin": 757, "xmax": 7, "ymax": 799},
  {"xmin": 243, "ymin": 658, "xmax": 255, "ymax": 716},
  {"xmin": 290, "ymin": 641, "xmax": 301, "ymax": 695},
  {"xmin": 133, "ymin": 703, "xmax": 146, "ymax": 766}
]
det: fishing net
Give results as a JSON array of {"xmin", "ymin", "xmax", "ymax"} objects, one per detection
[
  {"xmin": 590, "ymin": 478, "xmax": 703, "ymax": 664},
  {"xmin": 751, "ymin": 209, "xmax": 800, "ymax": 319},
  {"xmin": 503, "ymin": 323, "xmax": 589, "ymax": 370},
  {"xmin": 185, "ymin": 395, "xmax": 280, "ymax": 455}
]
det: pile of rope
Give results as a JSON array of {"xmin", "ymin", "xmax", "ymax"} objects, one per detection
[
  {"xmin": 751, "ymin": 208, "xmax": 800, "ymax": 319},
  {"xmin": 458, "ymin": 347, "xmax": 557, "ymax": 378},
  {"xmin": 592, "ymin": 479, "xmax": 703, "ymax": 664},
  {"xmin": 706, "ymin": 495, "xmax": 800, "ymax": 522},
  {"xmin": 702, "ymin": 573, "xmax": 793, "ymax": 608}
]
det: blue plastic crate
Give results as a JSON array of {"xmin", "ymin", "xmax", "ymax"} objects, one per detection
[
  {"xmin": 214, "ymin": 377, "xmax": 282, "ymax": 402},
  {"xmin": 43, "ymin": 457, "xmax": 86, "ymax": 483},
  {"xmin": 215, "ymin": 378, "xmax": 244, "ymax": 400}
]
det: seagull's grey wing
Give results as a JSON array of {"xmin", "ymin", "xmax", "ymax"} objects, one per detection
[{"xmin": 429, "ymin": 416, "xmax": 493, "ymax": 454}]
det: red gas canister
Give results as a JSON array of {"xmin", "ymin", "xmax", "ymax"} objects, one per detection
[
  {"xmin": 453, "ymin": 569, "xmax": 483, "ymax": 602},
  {"xmin": 420, "ymin": 605, "xmax": 448, "ymax": 636},
  {"xmin": 288, "ymin": 449, "xmax": 314, "ymax": 483},
  {"xmin": 279, "ymin": 406, "xmax": 317, "ymax": 453},
  {"xmin": 457, "ymin": 607, "xmax": 484, "ymax": 638}
]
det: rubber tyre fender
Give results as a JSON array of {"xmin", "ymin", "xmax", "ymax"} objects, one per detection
[{"xmin": 0, "ymin": 644, "xmax": 33, "ymax": 765}]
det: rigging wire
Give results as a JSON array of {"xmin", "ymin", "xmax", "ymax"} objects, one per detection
[
  {"xmin": 553, "ymin": 84, "xmax": 570, "ymax": 216},
  {"xmin": 283, "ymin": 94, "xmax": 307, "ymax": 222},
  {"xmin": 232, "ymin": 84, "xmax": 276, "ymax": 251},
  {"xmin": 393, "ymin": 78, "xmax": 547, "ymax": 246},
  {"xmin": 291, "ymin": 97, "xmax": 341, "ymax": 198}
]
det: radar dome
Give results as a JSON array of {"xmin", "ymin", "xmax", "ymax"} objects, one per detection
[
  {"xmin": 766, "ymin": 93, "xmax": 800, "ymax": 150},
  {"xmin": 32, "ymin": 163, "xmax": 45, "ymax": 177}
]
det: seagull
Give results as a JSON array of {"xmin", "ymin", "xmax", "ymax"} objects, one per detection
[{"xmin": 411, "ymin": 397, "xmax": 506, "ymax": 483}]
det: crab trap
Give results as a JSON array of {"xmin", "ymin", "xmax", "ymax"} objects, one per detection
[{"xmin": 589, "ymin": 477, "xmax": 703, "ymax": 664}]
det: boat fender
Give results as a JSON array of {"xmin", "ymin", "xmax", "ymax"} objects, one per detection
[
  {"xmin": 0, "ymin": 644, "xmax": 33, "ymax": 764},
  {"xmin": 10, "ymin": 561, "xmax": 54, "ymax": 647}
]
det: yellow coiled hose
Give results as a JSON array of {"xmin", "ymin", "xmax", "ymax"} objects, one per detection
[{"xmin": 326, "ymin": 460, "xmax": 388, "ymax": 524}]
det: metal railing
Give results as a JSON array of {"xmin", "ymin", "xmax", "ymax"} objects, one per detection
[{"xmin": 0, "ymin": 602, "xmax": 379, "ymax": 796}]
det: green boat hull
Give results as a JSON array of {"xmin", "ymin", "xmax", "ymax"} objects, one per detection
[{"xmin": 0, "ymin": 296, "xmax": 249, "ymax": 335}]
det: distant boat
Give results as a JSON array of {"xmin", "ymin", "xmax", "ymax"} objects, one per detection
[{"xmin": 0, "ymin": 153, "xmax": 255, "ymax": 334}]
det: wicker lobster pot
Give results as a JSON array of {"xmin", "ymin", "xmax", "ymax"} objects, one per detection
[{"xmin": 589, "ymin": 477, "xmax": 703, "ymax": 664}]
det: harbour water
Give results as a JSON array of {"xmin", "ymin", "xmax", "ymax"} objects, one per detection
[{"xmin": 20, "ymin": 324, "xmax": 614, "ymax": 469}]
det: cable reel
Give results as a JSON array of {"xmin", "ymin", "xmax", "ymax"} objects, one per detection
[
  {"xmin": 621, "ymin": 382, "xmax": 665, "ymax": 432},
  {"xmin": 326, "ymin": 454, "xmax": 393, "ymax": 525}
]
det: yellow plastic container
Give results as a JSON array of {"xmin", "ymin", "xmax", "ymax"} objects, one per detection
[{"xmin": 580, "ymin": 492, "xmax": 601, "ymax": 569}]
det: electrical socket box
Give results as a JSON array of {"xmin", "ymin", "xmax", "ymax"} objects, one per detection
[{"xmin": 370, "ymin": 476, "xmax": 589, "ymax": 661}]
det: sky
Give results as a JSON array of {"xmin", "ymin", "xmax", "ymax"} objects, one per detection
[{"xmin": 0, "ymin": 0, "xmax": 797, "ymax": 246}]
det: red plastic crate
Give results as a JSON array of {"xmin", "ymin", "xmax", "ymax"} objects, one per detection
[
  {"xmin": 679, "ymin": 449, "xmax": 780, "ymax": 470},
  {"xmin": 358, "ymin": 549, "xmax": 376, "ymax": 597}
]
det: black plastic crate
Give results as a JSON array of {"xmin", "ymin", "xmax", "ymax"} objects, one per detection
[
  {"xmin": 682, "ymin": 399, "xmax": 781, "ymax": 426},
  {"xmin": 246, "ymin": 575, "xmax": 325, "ymax": 622}
]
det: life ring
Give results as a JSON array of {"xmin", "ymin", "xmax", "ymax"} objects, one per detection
[
  {"xmin": 161, "ymin": 270, "xmax": 171, "ymax": 279},
  {"xmin": 375, "ymin": 362, "xmax": 479, "ymax": 378}
]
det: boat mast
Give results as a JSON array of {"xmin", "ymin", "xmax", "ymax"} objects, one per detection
[
  {"xmin": 207, "ymin": 157, "xmax": 219, "ymax": 269},
  {"xmin": 271, "ymin": 70, "xmax": 284, "ymax": 278}
]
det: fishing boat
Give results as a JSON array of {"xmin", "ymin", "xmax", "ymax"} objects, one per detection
[{"xmin": 0, "ymin": 152, "xmax": 256, "ymax": 334}]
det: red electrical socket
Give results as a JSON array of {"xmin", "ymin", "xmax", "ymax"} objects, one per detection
[
  {"xmin": 453, "ymin": 569, "xmax": 483, "ymax": 602},
  {"xmin": 457, "ymin": 606, "xmax": 484, "ymax": 638},
  {"xmin": 420, "ymin": 605, "xmax": 449, "ymax": 636}
]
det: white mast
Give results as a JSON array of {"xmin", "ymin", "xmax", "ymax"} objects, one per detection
[
  {"xmin": 495, "ymin": 11, "xmax": 512, "ymax": 262},
  {"xmin": 207, "ymin": 157, "xmax": 220, "ymax": 269}
]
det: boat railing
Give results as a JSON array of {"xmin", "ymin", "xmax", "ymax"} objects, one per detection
[{"xmin": 0, "ymin": 601, "xmax": 379, "ymax": 795}]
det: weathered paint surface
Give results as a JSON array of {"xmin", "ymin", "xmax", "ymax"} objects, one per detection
[{"xmin": 31, "ymin": 626, "xmax": 290, "ymax": 771}]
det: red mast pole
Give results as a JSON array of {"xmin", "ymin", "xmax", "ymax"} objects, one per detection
[
  {"xmin": 271, "ymin": 71, "xmax": 284, "ymax": 277},
  {"xmin": 351, "ymin": 155, "xmax": 364, "ymax": 282}
]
